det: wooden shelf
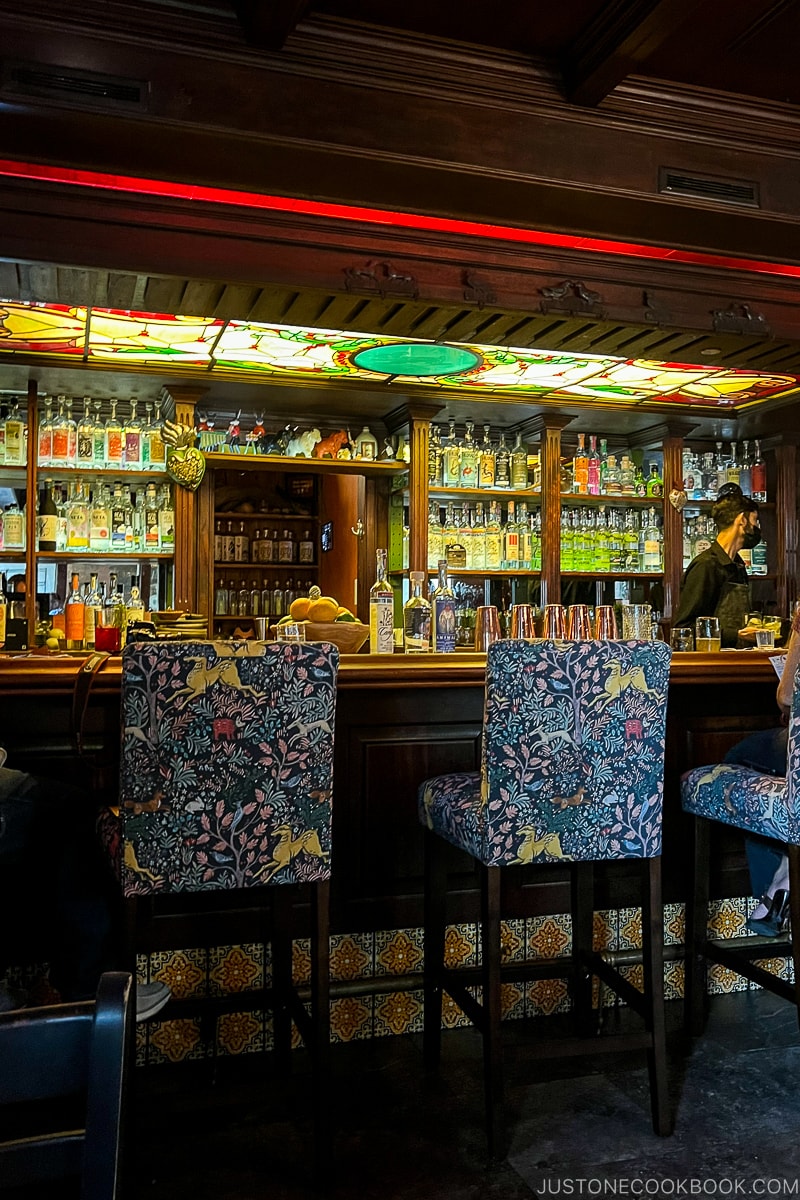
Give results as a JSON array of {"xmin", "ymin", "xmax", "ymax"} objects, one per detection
[
  {"xmin": 391, "ymin": 568, "xmax": 540, "ymax": 578},
  {"xmin": 35, "ymin": 551, "xmax": 174, "ymax": 560},
  {"xmin": 204, "ymin": 452, "xmax": 404, "ymax": 477},
  {"xmin": 560, "ymin": 494, "xmax": 663, "ymax": 506},
  {"xmin": 35, "ymin": 466, "xmax": 169, "ymax": 479},
  {"xmin": 214, "ymin": 512, "xmax": 317, "ymax": 522},
  {"xmin": 428, "ymin": 486, "xmax": 540, "ymax": 500},
  {"xmin": 0, "ymin": 550, "xmax": 27, "ymax": 560},
  {"xmin": 214, "ymin": 561, "xmax": 316, "ymax": 569},
  {"xmin": 560, "ymin": 571, "xmax": 664, "ymax": 579}
]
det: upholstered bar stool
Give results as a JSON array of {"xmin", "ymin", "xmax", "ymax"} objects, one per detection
[
  {"xmin": 418, "ymin": 637, "xmax": 672, "ymax": 1158},
  {"xmin": 99, "ymin": 639, "xmax": 339, "ymax": 1174},
  {"xmin": 681, "ymin": 673, "xmax": 800, "ymax": 1035}
]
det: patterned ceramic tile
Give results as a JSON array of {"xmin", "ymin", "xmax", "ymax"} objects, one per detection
[
  {"xmin": 708, "ymin": 897, "xmax": 748, "ymax": 940},
  {"xmin": 752, "ymin": 956, "xmax": 792, "ymax": 984},
  {"xmin": 501, "ymin": 919, "xmax": 526, "ymax": 964},
  {"xmin": 135, "ymin": 1024, "xmax": 148, "ymax": 1068},
  {"xmin": 217, "ymin": 1009, "xmax": 265, "ymax": 1055},
  {"xmin": 330, "ymin": 932, "xmax": 373, "ymax": 982},
  {"xmin": 374, "ymin": 989, "xmax": 423, "ymax": 1037},
  {"xmin": 526, "ymin": 977, "xmax": 570, "ymax": 1017},
  {"xmin": 292, "ymin": 938, "xmax": 310, "ymax": 986},
  {"xmin": 441, "ymin": 990, "xmax": 472, "ymax": 1029},
  {"xmin": 149, "ymin": 948, "xmax": 207, "ymax": 999},
  {"xmin": 528, "ymin": 914, "xmax": 571, "ymax": 960},
  {"xmin": 208, "ymin": 944, "xmax": 263, "ymax": 995},
  {"xmin": 664, "ymin": 902, "xmax": 685, "ymax": 946},
  {"xmin": 375, "ymin": 928, "xmax": 423, "ymax": 976},
  {"xmin": 618, "ymin": 962, "xmax": 644, "ymax": 995},
  {"xmin": 593, "ymin": 910, "xmax": 617, "ymax": 954},
  {"xmin": 444, "ymin": 924, "xmax": 478, "ymax": 969},
  {"xmin": 500, "ymin": 981, "xmax": 525, "ymax": 1021},
  {"xmin": 664, "ymin": 959, "xmax": 684, "ymax": 1001},
  {"xmin": 617, "ymin": 907, "xmax": 643, "ymax": 951},
  {"xmin": 708, "ymin": 962, "xmax": 749, "ymax": 994},
  {"xmin": 330, "ymin": 995, "xmax": 373, "ymax": 1042},
  {"xmin": 148, "ymin": 1018, "xmax": 204, "ymax": 1064}
]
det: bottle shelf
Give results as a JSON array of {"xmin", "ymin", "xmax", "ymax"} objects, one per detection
[
  {"xmin": 0, "ymin": 550, "xmax": 26, "ymax": 560},
  {"xmin": 36, "ymin": 551, "xmax": 174, "ymax": 560},
  {"xmin": 205, "ymin": 452, "xmax": 404, "ymax": 477},
  {"xmin": 560, "ymin": 571, "xmax": 664, "ymax": 579},
  {"xmin": 683, "ymin": 499, "xmax": 774, "ymax": 509},
  {"xmin": 428, "ymin": 486, "xmax": 540, "ymax": 500},
  {"xmin": 394, "ymin": 568, "xmax": 541, "ymax": 578},
  {"xmin": 214, "ymin": 561, "xmax": 316, "ymax": 570},
  {"xmin": 36, "ymin": 466, "xmax": 169, "ymax": 479},
  {"xmin": 560, "ymin": 494, "xmax": 662, "ymax": 506},
  {"xmin": 214, "ymin": 512, "xmax": 317, "ymax": 522}
]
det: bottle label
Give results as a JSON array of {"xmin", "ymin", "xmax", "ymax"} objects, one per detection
[
  {"xmin": 107, "ymin": 431, "xmax": 123, "ymax": 462},
  {"xmin": 299, "ymin": 542, "xmax": 314, "ymax": 564},
  {"xmin": 485, "ymin": 533, "xmax": 502, "ymax": 570},
  {"xmin": 78, "ymin": 432, "xmax": 93, "ymax": 460},
  {"xmin": 52, "ymin": 429, "xmax": 69, "ymax": 460},
  {"xmin": 111, "ymin": 507, "xmax": 127, "ymax": 548},
  {"xmin": 125, "ymin": 432, "xmax": 141, "ymax": 463},
  {"xmin": 403, "ymin": 606, "xmax": 431, "ymax": 653},
  {"xmin": 370, "ymin": 594, "xmax": 394, "ymax": 654},
  {"xmin": 65, "ymin": 601, "xmax": 85, "ymax": 643},
  {"xmin": 145, "ymin": 507, "xmax": 160, "ymax": 548},
  {"xmin": 37, "ymin": 514, "xmax": 58, "ymax": 547},
  {"xmin": 3, "ymin": 513, "xmax": 24, "ymax": 548},
  {"xmin": 38, "ymin": 430, "xmax": 52, "ymax": 463},
  {"xmin": 84, "ymin": 605, "xmax": 98, "ymax": 646},
  {"xmin": 479, "ymin": 455, "xmax": 495, "ymax": 487},
  {"xmin": 159, "ymin": 510, "xmax": 175, "ymax": 548},
  {"xmin": 433, "ymin": 597, "xmax": 456, "ymax": 652}
]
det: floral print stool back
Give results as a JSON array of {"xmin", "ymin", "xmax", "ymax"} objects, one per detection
[{"xmin": 417, "ymin": 637, "xmax": 672, "ymax": 1158}]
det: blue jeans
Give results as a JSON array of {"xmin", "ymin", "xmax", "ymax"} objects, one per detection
[{"xmin": 724, "ymin": 726, "xmax": 788, "ymax": 897}]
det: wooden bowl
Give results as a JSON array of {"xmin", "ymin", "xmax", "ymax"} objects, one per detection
[{"xmin": 270, "ymin": 621, "xmax": 370, "ymax": 653}]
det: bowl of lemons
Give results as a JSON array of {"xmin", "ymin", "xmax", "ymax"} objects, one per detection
[{"xmin": 272, "ymin": 587, "xmax": 370, "ymax": 653}]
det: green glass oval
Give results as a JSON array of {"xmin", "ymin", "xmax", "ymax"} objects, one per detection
[{"xmin": 352, "ymin": 342, "xmax": 481, "ymax": 377}]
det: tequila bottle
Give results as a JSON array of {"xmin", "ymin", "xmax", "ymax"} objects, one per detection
[
  {"xmin": 619, "ymin": 455, "xmax": 635, "ymax": 496},
  {"xmin": 90, "ymin": 484, "xmax": 111, "ymax": 552},
  {"xmin": 738, "ymin": 441, "xmax": 752, "ymax": 495},
  {"xmin": 64, "ymin": 396, "xmax": 77, "ymax": 465},
  {"xmin": 298, "ymin": 529, "xmax": 314, "ymax": 564},
  {"xmin": 751, "ymin": 440, "xmax": 767, "ymax": 502},
  {"xmin": 478, "ymin": 425, "xmax": 496, "ymax": 488},
  {"xmin": 471, "ymin": 501, "xmax": 486, "ymax": 570},
  {"xmin": 369, "ymin": 548, "xmax": 394, "ymax": 654},
  {"xmin": 530, "ymin": 508, "xmax": 542, "ymax": 572},
  {"xmin": 485, "ymin": 502, "xmax": 503, "ymax": 570},
  {"xmin": 235, "ymin": 521, "xmax": 251, "ymax": 563},
  {"xmin": 110, "ymin": 483, "xmax": 131, "ymax": 552},
  {"xmin": 66, "ymin": 481, "xmax": 90, "ymax": 551},
  {"xmin": 93, "ymin": 399, "xmax": 106, "ymax": 467},
  {"xmin": 427, "ymin": 502, "xmax": 444, "ymax": 571},
  {"xmin": 494, "ymin": 431, "xmax": 511, "ymax": 489},
  {"xmin": 403, "ymin": 570, "xmax": 431, "ymax": 653},
  {"xmin": 518, "ymin": 502, "xmax": 531, "ymax": 567},
  {"xmin": 3, "ymin": 495, "xmax": 25, "ymax": 550},
  {"xmin": 215, "ymin": 578, "xmax": 230, "ymax": 616},
  {"xmin": 642, "ymin": 507, "xmax": 663, "ymax": 572},
  {"xmin": 608, "ymin": 509, "xmax": 625, "ymax": 573},
  {"xmin": 84, "ymin": 573, "xmax": 103, "ymax": 650},
  {"xmin": 3, "ymin": 400, "xmax": 26, "ymax": 466},
  {"xmin": 149, "ymin": 399, "xmax": 167, "ymax": 469},
  {"xmin": 158, "ymin": 484, "xmax": 174, "ymax": 550},
  {"xmin": 442, "ymin": 419, "xmax": 461, "ymax": 488},
  {"xmin": 624, "ymin": 510, "xmax": 640, "ymax": 573},
  {"xmin": 459, "ymin": 420, "xmax": 479, "ymax": 487},
  {"xmin": 587, "ymin": 434, "xmax": 601, "ymax": 496},
  {"xmin": 144, "ymin": 482, "xmax": 160, "ymax": 550},
  {"xmin": 428, "ymin": 424, "xmax": 443, "ymax": 487},
  {"xmin": 458, "ymin": 505, "xmax": 473, "ymax": 569},
  {"xmin": 51, "ymin": 395, "xmax": 69, "ymax": 467},
  {"xmin": 572, "ymin": 433, "xmax": 588, "ymax": 495},
  {"xmin": 560, "ymin": 508, "xmax": 575, "ymax": 572},
  {"xmin": 77, "ymin": 396, "xmax": 94, "ymax": 466},
  {"xmin": 726, "ymin": 442, "xmax": 740, "ymax": 486},
  {"xmin": 646, "ymin": 461, "xmax": 663, "ymax": 498},
  {"xmin": 106, "ymin": 399, "xmax": 124, "ymax": 468},
  {"xmin": 124, "ymin": 398, "xmax": 142, "ymax": 470},
  {"xmin": 595, "ymin": 508, "xmax": 610, "ymax": 573},
  {"xmin": 37, "ymin": 479, "xmax": 58, "ymax": 553},
  {"xmin": 504, "ymin": 501, "xmax": 520, "ymax": 569},
  {"xmin": 603, "ymin": 454, "xmax": 621, "ymax": 496},
  {"xmin": 714, "ymin": 441, "xmax": 728, "ymax": 493},
  {"xmin": 126, "ymin": 579, "xmax": 146, "ymax": 624},
  {"xmin": 432, "ymin": 559, "xmax": 456, "ymax": 653},
  {"xmin": 598, "ymin": 438, "xmax": 609, "ymax": 493},
  {"xmin": 38, "ymin": 395, "xmax": 54, "ymax": 467},
  {"xmin": 249, "ymin": 579, "xmax": 262, "ymax": 616},
  {"xmin": 510, "ymin": 431, "xmax": 528, "ymax": 490},
  {"xmin": 65, "ymin": 571, "xmax": 85, "ymax": 650}
]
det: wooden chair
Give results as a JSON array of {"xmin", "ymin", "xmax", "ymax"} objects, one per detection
[
  {"xmin": 99, "ymin": 639, "xmax": 339, "ymax": 1179},
  {"xmin": 418, "ymin": 638, "xmax": 673, "ymax": 1158},
  {"xmin": 681, "ymin": 671, "xmax": 800, "ymax": 1034},
  {"xmin": 0, "ymin": 971, "xmax": 133, "ymax": 1199}
]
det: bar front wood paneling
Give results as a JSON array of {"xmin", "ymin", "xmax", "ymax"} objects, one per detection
[{"xmin": 0, "ymin": 650, "xmax": 781, "ymax": 935}]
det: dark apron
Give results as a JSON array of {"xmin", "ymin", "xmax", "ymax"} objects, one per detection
[{"xmin": 714, "ymin": 581, "xmax": 751, "ymax": 648}]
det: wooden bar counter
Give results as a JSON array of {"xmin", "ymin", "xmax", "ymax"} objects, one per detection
[{"xmin": 0, "ymin": 649, "xmax": 781, "ymax": 935}]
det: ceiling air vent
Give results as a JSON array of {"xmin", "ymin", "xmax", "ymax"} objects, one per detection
[
  {"xmin": 1, "ymin": 61, "xmax": 149, "ymax": 111},
  {"xmin": 659, "ymin": 168, "xmax": 760, "ymax": 208}
]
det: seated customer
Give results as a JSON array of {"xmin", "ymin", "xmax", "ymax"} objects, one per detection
[
  {"xmin": 723, "ymin": 604, "xmax": 800, "ymax": 936},
  {"xmin": 672, "ymin": 486, "xmax": 761, "ymax": 648},
  {"xmin": 0, "ymin": 748, "xmax": 170, "ymax": 1019}
]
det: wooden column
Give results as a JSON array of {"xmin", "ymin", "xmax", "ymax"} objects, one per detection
[
  {"xmin": 385, "ymin": 401, "xmax": 444, "ymax": 575},
  {"xmin": 161, "ymin": 385, "xmax": 207, "ymax": 613},
  {"xmin": 775, "ymin": 439, "xmax": 798, "ymax": 615},
  {"xmin": 517, "ymin": 414, "xmax": 572, "ymax": 607}
]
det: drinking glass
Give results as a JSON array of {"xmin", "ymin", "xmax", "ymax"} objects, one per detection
[
  {"xmin": 474, "ymin": 606, "xmax": 501, "ymax": 651},
  {"xmin": 670, "ymin": 627, "xmax": 694, "ymax": 652},
  {"xmin": 511, "ymin": 603, "xmax": 535, "ymax": 638},
  {"xmin": 276, "ymin": 621, "xmax": 306, "ymax": 643},
  {"xmin": 542, "ymin": 604, "xmax": 566, "ymax": 639},
  {"xmin": 95, "ymin": 622, "xmax": 122, "ymax": 653},
  {"xmin": 695, "ymin": 616, "xmax": 721, "ymax": 653},
  {"xmin": 594, "ymin": 605, "xmax": 618, "ymax": 639},
  {"xmin": 566, "ymin": 604, "xmax": 592, "ymax": 640},
  {"xmin": 755, "ymin": 628, "xmax": 775, "ymax": 649},
  {"xmin": 621, "ymin": 603, "xmax": 652, "ymax": 640}
]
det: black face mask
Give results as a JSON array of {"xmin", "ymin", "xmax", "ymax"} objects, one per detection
[{"xmin": 742, "ymin": 524, "xmax": 762, "ymax": 550}]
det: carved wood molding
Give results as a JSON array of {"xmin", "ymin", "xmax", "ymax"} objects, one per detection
[{"xmin": 235, "ymin": 0, "xmax": 312, "ymax": 51}]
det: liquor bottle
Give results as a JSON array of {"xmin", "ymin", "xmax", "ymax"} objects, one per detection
[
  {"xmin": 594, "ymin": 508, "xmax": 610, "ymax": 573},
  {"xmin": 64, "ymin": 397, "xmax": 77, "ymax": 465},
  {"xmin": 141, "ymin": 403, "xmax": 153, "ymax": 467},
  {"xmin": 92, "ymin": 399, "xmax": 106, "ymax": 467},
  {"xmin": 750, "ymin": 535, "xmax": 768, "ymax": 577},
  {"xmin": 432, "ymin": 559, "xmax": 456, "ymax": 652},
  {"xmin": 260, "ymin": 581, "xmax": 271, "ymax": 618},
  {"xmin": 560, "ymin": 508, "xmax": 575, "ymax": 572},
  {"xmin": 110, "ymin": 483, "xmax": 130, "ymax": 552},
  {"xmin": 105, "ymin": 399, "xmax": 124, "ymax": 468},
  {"xmin": 471, "ymin": 501, "xmax": 486, "ymax": 570},
  {"xmin": 236, "ymin": 581, "xmax": 250, "ymax": 617},
  {"xmin": 65, "ymin": 481, "xmax": 90, "ymax": 551},
  {"xmin": 369, "ymin": 547, "xmax": 394, "ymax": 654},
  {"xmin": 428, "ymin": 424, "xmax": 443, "ymax": 487},
  {"xmin": 126, "ymin": 579, "xmax": 146, "ymax": 624},
  {"xmin": 77, "ymin": 397, "xmax": 94, "ymax": 466},
  {"xmin": 587, "ymin": 434, "xmax": 601, "ymax": 496},
  {"xmin": 37, "ymin": 480, "xmax": 58, "ymax": 553},
  {"xmin": 510, "ymin": 432, "xmax": 529, "ymax": 490},
  {"xmin": 598, "ymin": 438, "xmax": 609, "ymax": 493},
  {"xmin": 646, "ymin": 462, "xmax": 663, "ymax": 498},
  {"xmin": 249, "ymin": 579, "xmax": 262, "ymax": 615},
  {"xmin": 84, "ymin": 573, "xmax": 103, "ymax": 650},
  {"xmin": 105, "ymin": 573, "xmax": 126, "ymax": 629},
  {"xmin": 298, "ymin": 529, "xmax": 314, "ymax": 564},
  {"xmin": 158, "ymin": 484, "xmax": 174, "ymax": 550},
  {"xmin": 504, "ymin": 501, "xmax": 520, "ymax": 570},
  {"xmin": 427, "ymin": 502, "xmax": 444, "ymax": 571},
  {"xmin": 3, "ymin": 400, "xmax": 24, "ymax": 466},
  {"xmin": 633, "ymin": 463, "xmax": 647, "ymax": 498},
  {"xmin": 572, "ymin": 433, "xmax": 588, "ymax": 495},
  {"xmin": 459, "ymin": 420, "xmax": 479, "ymax": 487},
  {"xmin": 458, "ymin": 505, "xmax": 473, "ymax": 569},
  {"xmin": 738, "ymin": 441, "xmax": 752, "ymax": 496},
  {"xmin": 3, "ymin": 495, "xmax": 24, "ymax": 550},
  {"xmin": 143, "ymin": 482, "xmax": 160, "ymax": 551},
  {"xmin": 603, "ymin": 455, "xmax": 621, "ymax": 496},
  {"xmin": 89, "ymin": 482, "xmax": 112, "ymax": 552},
  {"xmin": 51, "ymin": 395, "xmax": 69, "ymax": 468},
  {"xmin": 442, "ymin": 419, "xmax": 461, "ymax": 488},
  {"xmin": 355, "ymin": 425, "xmax": 378, "ymax": 460},
  {"xmin": 271, "ymin": 579, "xmax": 285, "ymax": 620},
  {"xmin": 494, "ymin": 431, "xmax": 511, "ymax": 489},
  {"xmin": 65, "ymin": 571, "xmax": 85, "ymax": 650},
  {"xmin": 726, "ymin": 441, "xmax": 740, "ymax": 486},
  {"xmin": 530, "ymin": 508, "xmax": 542, "ymax": 572},
  {"xmin": 124, "ymin": 398, "xmax": 143, "ymax": 469},
  {"xmin": 619, "ymin": 454, "xmax": 635, "ymax": 496},
  {"xmin": 278, "ymin": 528, "xmax": 294, "ymax": 563},
  {"xmin": 624, "ymin": 510, "xmax": 640, "ymax": 573},
  {"xmin": 403, "ymin": 570, "xmax": 431, "ymax": 653},
  {"xmin": 55, "ymin": 484, "xmax": 68, "ymax": 552},
  {"xmin": 485, "ymin": 502, "xmax": 503, "ymax": 570},
  {"xmin": 643, "ymin": 507, "xmax": 662, "ymax": 572},
  {"xmin": 215, "ymin": 578, "xmax": 230, "ymax": 615},
  {"xmin": 0, "ymin": 405, "xmax": 5, "ymax": 465},
  {"xmin": 38, "ymin": 395, "xmax": 54, "ymax": 467},
  {"xmin": 700, "ymin": 451, "xmax": 716, "ymax": 500},
  {"xmin": 0, "ymin": 576, "xmax": 6, "ymax": 649},
  {"xmin": 573, "ymin": 507, "xmax": 589, "ymax": 573},
  {"xmin": 235, "ymin": 521, "xmax": 250, "ymax": 563},
  {"xmin": 478, "ymin": 425, "xmax": 496, "ymax": 489},
  {"xmin": 518, "ymin": 502, "xmax": 531, "ymax": 567},
  {"xmin": 130, "ymin": 488, "xmax": 145, "ymax": 552},
  {"xmin": 608, "ymin": 509, "xmax": 625, "ymax": 574},
  {"xmin": 751, "ymin": 440, "xmax": 767, "ymax": 502},
  {"xmin": 148, "ymin": 398, "xmax": 167, "ymax": 469}
]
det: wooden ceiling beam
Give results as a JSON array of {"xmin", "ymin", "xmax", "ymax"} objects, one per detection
[
  {"xmin": 563, "ymin": 0, "xmax": 698, "ymax": 106},
  {"xmin": 235, "ymin": 0, "xmax": 312, "ymax": 51}
]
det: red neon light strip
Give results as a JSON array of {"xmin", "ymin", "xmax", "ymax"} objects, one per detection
[{"xmin": 2, "ymin": 158, "xmax": 800, "ymax": 280}]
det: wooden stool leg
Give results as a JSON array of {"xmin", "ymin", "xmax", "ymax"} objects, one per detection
[
  {"xmin": 570, "ymin": 862, "xmax": 595, "ymax": 1036},
  {"xmin": 481, "ymin": 864, "xmax": 504, "ymax": 1160},
  {"xmin": 271, "ymin": 888, "xmax": 294, "ymax": 1076},
  {"xmin": 685, "ymin": 816, "xmax": 710, "ymax": 1038},
  {"xmin": 642, "ymin": 856, "xmax": 671, "ymax": 1135},
  {"xmin": 310, "ymin": 879, "xmax": 331, "ymax": 1185},
  {"xmin": 423, "ymin": 828, "xmax": 447, "ymax": 1070}
]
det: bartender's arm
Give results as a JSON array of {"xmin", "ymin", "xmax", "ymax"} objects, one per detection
[
  {"xmin": 672, "ymin": 558, "xmax": 719, "ymax": 630},
  {"xmin": 777, "ymin": 609, "xmax": 800, "ymax": 713}
]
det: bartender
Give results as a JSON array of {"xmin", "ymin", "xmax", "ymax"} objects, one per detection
[{"xmin": 672, "ymin": 484, "xmax": 762, "ymax": 648}]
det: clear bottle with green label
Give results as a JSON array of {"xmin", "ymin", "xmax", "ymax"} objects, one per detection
[{"xmin": 403, "ymin": 570, "xmax": 431, "ymax": 653}]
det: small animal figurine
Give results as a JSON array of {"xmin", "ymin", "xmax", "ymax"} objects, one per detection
[
  {"xmin": 224, "ymin": 411, "xmax": 242, "ymax": 453},
  {"xmin": 285, "ymin": 427, "xmax": 322, "ymax": 457},
  {"xmin": 245, "ymin": 412, "xmax": 266, "ymax": 455},
  {"xmin": 314, "ymin": 429, "xmax": 351, "ymax": 459},
  {"xmin": 263, "ymin": 425, "xmax": 293, "ymax": 455}
]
